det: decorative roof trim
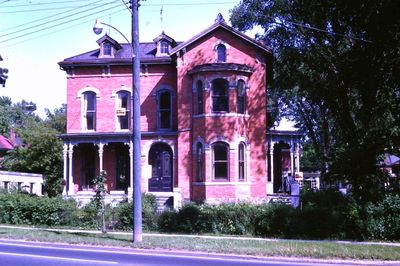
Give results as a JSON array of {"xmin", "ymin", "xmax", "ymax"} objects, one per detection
[
  {"xmin": 170, "ymin": 18, "xmax": 271, "ymax": 56},
  {"xmin": 96, "ymin": 34, "xmax": 122, "ymax": 50},
  {"xmin": 188, "ymin": 63, "xmax": 253, "ymax": 75}
]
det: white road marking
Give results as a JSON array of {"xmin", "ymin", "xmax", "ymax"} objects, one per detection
[{"xmin": 0, "ymin": 251, "xmax": 118, "ymax": 264}]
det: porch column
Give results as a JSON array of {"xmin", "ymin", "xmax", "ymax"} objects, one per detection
[
  {"xmin": 290, "ymin": 139, "xmax": 295, "ymax": 175},
  {"xmin": 295, "ymin": 143, "xmax": 300, "ymax": 173},
  {"xmin": 98, "ymin": 142, "xmax": 104, "ymax": 172},
  {"xmin": 128, "ymin": 140, "xmax": 134, "ymax": 196},
  {"xmin": 68, "ymin": 143, "xmax": 74, "ymax": 195},
  {"xmin": 62, "ymin": 143, "xmax": 68, "ymax": 195},
  {"xmin": 267, "ymin": 141, "xmax": 275, "ymax": 195}
]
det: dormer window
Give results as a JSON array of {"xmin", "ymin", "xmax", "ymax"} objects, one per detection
[
  {"xmin": 160, "ymin": 41, "xmax": 169, "ymax": 54},
  {"xmin": 96, "ymin": 35, "xmax": 121, "ymax": 58},
  {"xmin": 153, "ymin": 31, "xmax": 176, "ymax": 57},
  {"xmin": 103, "ymin": 42, "xmax": 112, "ymax": 56}
]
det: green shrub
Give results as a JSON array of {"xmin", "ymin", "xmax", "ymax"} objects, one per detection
[
  {"xmin": 365, "ymin": 193, "xmax": 400, "ymax": 240},
  {"xmin": 0, "ymin": 192, "xmax": 78, "ymax": 226},
  {"xmin": 297, "ymin": 190, "xmax": 364, "ymax": 240},
  {"xmin": 253, "ymin": 203, "xmax": 297, "ymax": 238},
  {"xmin": 142, "ymin": 193, "xmax": 158, "ymax": 231},
  {"xmin": 176, "ymin": 203, "xmax": 201, "ymax": 233},
  {"xmin": 115, "ymin": 193, "xmax": 159, "ymax": 231},
  {"xmin": 157, "ymin": 210, "xmax": 177, "ymax": 232},
  {"xmin": 199, "ymin": 203, "xmax": 257, "ymax": 235},
  {"xmin": 158, "ymin": 202, "xmax": 261, "ymax": 236}
]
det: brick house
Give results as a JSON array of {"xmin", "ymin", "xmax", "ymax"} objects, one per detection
[{"xmin": 59, "ymin": 14, "xmax": 302, "ymax": 207}]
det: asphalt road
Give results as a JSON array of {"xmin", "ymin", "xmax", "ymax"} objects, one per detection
[{"xmin": 0, "ymin": 239, "xmax": 375, "ymax": 266}]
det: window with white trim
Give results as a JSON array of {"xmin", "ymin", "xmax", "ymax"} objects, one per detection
[
  {"xmin": 196, "ymin": 142, "xmax": 204, "ymax": 182},
  {"xmin": 116, "ymin": 91, "xmax": 131, "ymax": 130},
  {"xmin": 238, "ymin": 142, "xmax": 246, "ymax": 181},
  {"xmin": 237, "ymin": 79, "xmax": 246, "ymax": 114},
  {"xmin": 196, "ymin": 80, "xmax": 203, "ymax": 114},
  {"xmin": 160, "ymin": 41, "xmax": 169, "ymax": 54},
  {"xmin": 217, "ymin": 44, "xmax": 226, "ymax": 62},
  {"xmin": 212, "ymin": 78, "xmax": 229, "ymax": 112},
  {"xmin": 157, "ymin": 90, "xmax": 172, "ymax": 130},
  {"xmin": 213, "ymin": 142, "xmax": 229, "ymax": 180},
  {"xmin": 103, "ymin": 42, "xmax": 112, "ymax": 56},
  {"xmin": 83, "ymin": 91, "xmax": 96, "ymax": 130}
]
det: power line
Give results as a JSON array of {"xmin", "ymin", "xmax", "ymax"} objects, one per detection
[
  {"xmin": 0, "ymin": 8, "xmax": 127, "ymax": 49},
  {"xmin": 0, "ymin": 0, "xmax": 117, "ymax": 38},
  {"xmin": 0, "ymin": 2, "xmax": 123, "ymax": 45},
  {"xmin": 1, "ymin": 3, "xmax": 107, "ymax": 13},
  {"xmin": 1, "ymin": 0, "xmax": 94, "ymax": 8},
  {"xmin": 141, "ymin": 1, "xmax": 238, "ymax": 7},
  {"xmin": 263, "ymin": 16, "xmax": 399, "ymax": 48},
  {"xmin": 0, "ymin": 0, "xmax": 110, "ymax": 33}
]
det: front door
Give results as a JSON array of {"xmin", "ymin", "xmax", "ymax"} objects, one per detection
[{"xmin": 149, "ymin": 143, "xmax": 173, "ymax": 192}]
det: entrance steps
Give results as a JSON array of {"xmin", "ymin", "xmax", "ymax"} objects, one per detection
[{"xmin": 154, "ymin": 195, "xmax": 173, "ymax": 212}]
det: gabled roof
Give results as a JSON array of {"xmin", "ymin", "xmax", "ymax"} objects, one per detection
[
  {"xmin": 58, "ymin": 41, "xmax": 177, "ymax": 67},
  {"xmin": 170, "ymin": 13, "xmax": 271, "ymax": 56},
  {"xmin": 96, "ymin": 34, "xmax": 122, "ymax": 50},
  {"xmin": 153, "ymin": 31, "xmax": 177, "ymax": 46},
  {"xmin": 0, "ymin": 135, "xmax": 13, "ymax": 151},
  {"xmin": 58, "ymin": 14, "xmax": 269, "ymax": 68}
]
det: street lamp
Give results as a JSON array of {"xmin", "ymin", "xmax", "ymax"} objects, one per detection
[{"xmin": 93, "ymin": 1, "xmax": 142, "ymax": 243}]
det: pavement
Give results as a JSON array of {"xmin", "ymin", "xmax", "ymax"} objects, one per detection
[{"xmin": 1, "ymin": 225, "xmax": 400, "ymax": 265}]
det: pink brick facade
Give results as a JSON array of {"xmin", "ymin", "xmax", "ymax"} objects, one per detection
[{"xmin": 59, "ymin": 15, "xmax": 302, "ymax": 206}]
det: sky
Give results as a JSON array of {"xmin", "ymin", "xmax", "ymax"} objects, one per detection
[{"xmin": 0, "ymin": 0, "xmax": 293, "ymax": 129}]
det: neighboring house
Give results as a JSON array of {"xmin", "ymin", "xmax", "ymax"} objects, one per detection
[
  {"xmin": 0, "ymin": 170, "xmax": 43, "ymax": 195},
  {"xmin": 0, "ymin": 134, "xmax": 13, "ymax": 159},
  {"xmin": 0, "ymin": 128, "xmax": 23, "ymax": 165},
  {"xmin": 58, "ymin": 14, "xmax": 302, "ymax": 207},
  {"xmin": 0, "ymin": 132, "xmax": 43, "ymax": 196}
]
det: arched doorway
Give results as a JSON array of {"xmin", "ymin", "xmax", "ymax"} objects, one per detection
[{"xmin": 148, "ymin": 143, "xmax": 173, "ymax": 192}]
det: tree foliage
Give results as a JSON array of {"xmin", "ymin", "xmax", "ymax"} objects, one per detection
[
  {"xmin": 0, "ymin": 55, "xmax": 8, "ymax": 87},
  {"xmin": 1, "ymin": 98, "xmax": 66, "ymax": 197},
  {"xmin": 230, "ymin": 0, "xmax": 400, "ymax": 201}
]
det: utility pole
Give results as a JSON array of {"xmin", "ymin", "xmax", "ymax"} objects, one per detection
[{"xmin": 132, "ymin": 0, "xmax": 142, "ymax": 243}]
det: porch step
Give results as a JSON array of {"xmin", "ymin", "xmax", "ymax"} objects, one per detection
[{"xmin": 155, "ymin": 195, "xmax": 173, "ymax": 212}]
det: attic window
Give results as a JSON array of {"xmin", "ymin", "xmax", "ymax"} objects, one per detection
[
  {"xmin": 103, "ymin": 42, "xmax": 112, "ymax": 56},
  {"xmin": 217, "ymin": 44, "xmax": 226, "ymax": 62},
  {"xmin": 160, "ymin": 41, "xmax": 169, "ymax": 54}
]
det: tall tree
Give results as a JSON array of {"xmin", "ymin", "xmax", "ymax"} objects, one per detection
[
  {"xmin": 231, "ymin": 0, "xmax": 400, "ymax": 201},
  {"xmin": 0, "ymin": 55, "xmax": 8, "ymax": 87},
  {"xmin": 2, "ymin": 104, "xmax": 66, "ymax": 197}
]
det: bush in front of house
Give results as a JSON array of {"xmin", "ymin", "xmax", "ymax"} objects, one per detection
[
  {"xmin": 253, "ymin": 203, "xmax": 298, "ymax": 238},
  {"xmin": 0, "ymin": 191, "xmax": 78, "ymax": 226},
  {"xmin": 198, "ymin": 203, "xmax": 258, "ymax": 235},
  {"xmin": 158, "ymin": 202, "xmax": 260, "ymax": 235},
  {"xmin": 295, "ymin": 189, "xmax": 365, "ymax": 240},
  {"xmin": 364, "ymin": 193, "xmax": 400, "ymax": 240},
  {"xmin": 114, "ymin": 193, "xmax": 158, "ymax": 231}
]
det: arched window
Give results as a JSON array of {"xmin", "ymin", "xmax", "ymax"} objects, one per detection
[
  {"xmin": 160, "ymin": 41, "xmax": 169, "ymax": 54},
  {"xmin": 238, "ymin": 142, "xmax": 246, "ymax": 181},
  {"xmin": 196, "ymin": 80, "xmax": 203, "ymax": 114},
  {"xmin": 83, "ymin": 91, "xmax": 96, "ymax": 130},
  {"xmin": 217, "ymin": 44, "xmax": 226, "ymax": 62},
  {"xmin": 212, "ymin": 78, "xmax": 229, "ymax": 112},
  {"xmin": 213, "ymin": 142, "xmax": 229, "ymax": 180},
  {"xmin": 117, "ymin": 91, "xmax": 131, "ymax": 130},
  {"xmin": 103, "ymin": 42, "xmax": 112, "ymax": 56},
  {"xmin": 237, "ymin": 79, "xmax": 246, "ymax": 114},
  {"xmin": 158, "ymin": 90, "xmax": 172, "ymax": 129},
  {"xmin": 196, "ymin": 142, "xmax": 203, "ymax": 182}
]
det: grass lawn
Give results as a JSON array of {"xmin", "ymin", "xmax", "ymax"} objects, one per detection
[{"xmin": 0, "ymin": 226, "xmax": 400, "ymax": 261}]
